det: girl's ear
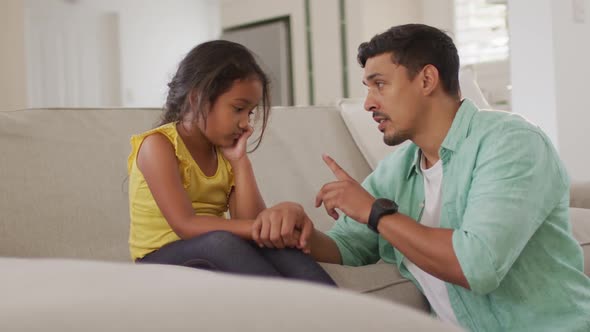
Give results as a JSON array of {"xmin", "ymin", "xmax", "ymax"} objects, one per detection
[
  {"xmin": 187, "ymin": 88, "xmax": 210, "ymax": 124},
  {"xmin": 188, "ymin": 88, "xmax": 201, "ymax": 110}
]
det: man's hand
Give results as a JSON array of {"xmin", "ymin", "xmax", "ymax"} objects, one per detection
[
  {"xmin": 221, "ymin": 126, "xmax": 253, "ymax": 162},
  {"xmin": 252, "ymin": 202, "xmax": 314, "ymax": 253},
  {"xmin": 315, "ymin": 154, "xmax": 375, "ymax": 224}
]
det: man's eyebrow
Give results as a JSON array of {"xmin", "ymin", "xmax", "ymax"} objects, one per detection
[{"xmin": 362, "ymin": 73, "xmax": 383, "ymax": 86}]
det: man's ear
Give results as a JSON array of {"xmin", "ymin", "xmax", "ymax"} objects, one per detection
[{"xmin": 420, "ymin": 64, "xmax": 440, "ymax": 96}]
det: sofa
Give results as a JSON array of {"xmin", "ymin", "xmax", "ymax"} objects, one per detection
[{"xmin": 1, "ymin": 101, "xmax": 588, "ymax": 330}]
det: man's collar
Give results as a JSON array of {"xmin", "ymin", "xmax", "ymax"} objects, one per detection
[
  {"xmin": 406, "ymin": 98, "xmax": 478, "ymax": 179},
  {"xmin": 407, "ymin": 147, "xmax": 422, "ymax": 179},
  {"xmin": 440, "ymin": 98, "xmax": 478, "ymax": 153}
]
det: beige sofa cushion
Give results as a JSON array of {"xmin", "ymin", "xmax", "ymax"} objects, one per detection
[
  {"xmin": 320, "ymin": 262, "xmax": 429, "ymax": 311},
  {"xmin": 0, "ymin": 108, "xmax": 161, "ymax": 261},
  {"xmin": 0, "ymin": 107, "xmax": 371, "ymax": 256},
  {"xmin": 0, "ymin": 258, "xmax": 459, "ymax": 331},
  {"xmin": 338, "ymin": 98, "xmax": 397, "ymax": 170},
  {"xmin": 250, "ymin": 106, "xmax": 372, "ymax": 232},
  {"xmin": 1, "ymin": 106, "xmax": 587, "ymax": 314},
  {"xmin": 571, "ymin": 182, "xmax": 590, "ymax": 209},
  {"xmin": 571, "ymin": 208, "xmax": 590, "ymax": 276}
]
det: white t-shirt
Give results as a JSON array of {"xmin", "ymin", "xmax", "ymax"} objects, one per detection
[{"xmin": 403, "ymin": 154, "xmax": 459, "ymax": 325}]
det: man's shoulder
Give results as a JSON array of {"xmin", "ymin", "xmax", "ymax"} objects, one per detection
[
  {"xmin": 468, "ymin": 109, "xmax": 568, "ymax": 183},
  {"xmin": 470, "ymin": 109, "xmax": 551, "ymax": 144}
]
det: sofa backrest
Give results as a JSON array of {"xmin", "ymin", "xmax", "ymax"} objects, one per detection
[
  {"xmin": 250, "ymin": 106, "xmax": 372, "ymax": 231},
  {"xmin": 0, "ymin": 106, "xmax": 371, "ymax": 261},
  {"xmin": 0, "ymin": 108, "xmax": 161, "ymax": 261},
  {"xmin": 1, "ymin": 107, "xmax": 588, "ymax": 277}
]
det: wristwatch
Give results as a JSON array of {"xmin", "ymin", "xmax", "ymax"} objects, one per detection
[{"xmin": 368, "ymin": 198, "xmax": 398, "ymax": 233}]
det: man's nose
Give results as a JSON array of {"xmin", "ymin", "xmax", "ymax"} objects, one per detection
[{"xmin": 364, "ymin": 94, "xmax": 377, "ymax": 113}]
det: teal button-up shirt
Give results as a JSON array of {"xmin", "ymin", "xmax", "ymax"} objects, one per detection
[{"xmin": 327, "ymin": 99, "xmax": 590, "ymax": 331}]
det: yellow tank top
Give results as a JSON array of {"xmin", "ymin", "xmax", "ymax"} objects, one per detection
[{"xmin": 127, "ymin": 122, "xmax": 234, "ymax": 260}]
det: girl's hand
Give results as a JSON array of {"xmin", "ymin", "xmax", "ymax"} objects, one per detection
[
  {"xmin": 251, "ymin": 202, "xmax": 314, "ymax": 254},
  {"xmin": 221, "ymin": 126, "xmax": 254, "ymax": 162}
]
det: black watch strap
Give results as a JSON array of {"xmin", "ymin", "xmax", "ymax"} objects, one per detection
[{"xmin": 368, "ymin": 198, "xmax": 398, "ymax": 233}]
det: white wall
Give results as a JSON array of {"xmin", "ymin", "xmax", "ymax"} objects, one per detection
[
  {"xmin": 508, "ymin": 0, "xmax": 558, "ymax": 142},
  {"xmin": 509, "ymin": 0, "xmax": 590, "ymax": 181},
  {"xmin": 0, "ymin": 0, "xmax": 27, "ymax": 111},
  {"xmin": 220, "ymin": 0, "xmax": 506, "ymax": 107},
  {"xmin": 361, "ymin": 0, "xmax": 423, "ymax": 41},
  {"xmin": 345, "ymin": 0, "xmax": 423, "ymax": 100},
  {"xmin": 24, "ymin": 0, "xmax": 220, "ymax": 108},
  {"xmin": 421, "ymin": 0, "xmax": 454, "ymax": 33},
  {"xmin": 25, "ymin": 1, "xmax": 122, "ymax": 108},
  {"xmin": 310, "ymin": 0, "xmax": 343, "ymax": 105},
  {"xmin": 222, "ymin": 0, "xmax": 424, "ymax": 105},
  {"xmin": 551, "ymin": 0, "xmax": 590, "ymax": 181},
  {"xmin": 112, "ymin": 0, "xmax": 221, "ymax": 107},
  {"xmin": 221, "ymin": 0, "xmax": 309, "ymax": 105}
]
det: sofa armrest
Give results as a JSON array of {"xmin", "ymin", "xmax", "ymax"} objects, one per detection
[
  {"xmin": 319, "ymin": 262, "xmax": 429, "ymax": 312},
  {"xmin": 570, "ymin": 181, "xmax": 590, "ymax": 209}
]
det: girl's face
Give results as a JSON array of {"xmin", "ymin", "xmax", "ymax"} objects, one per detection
[{"xmin": 198, "ymin": 77, "xmax": 263, "ymax": 147}]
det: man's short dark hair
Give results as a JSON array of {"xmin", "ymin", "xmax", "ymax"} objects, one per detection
[{"xmin": 358, "ymin": 24, "xmax": 460, "ymax": 97}]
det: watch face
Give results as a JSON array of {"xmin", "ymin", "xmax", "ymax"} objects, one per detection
[{"xmin": 376, "ymin": 198, "xmax": 397, "ymax": 209}]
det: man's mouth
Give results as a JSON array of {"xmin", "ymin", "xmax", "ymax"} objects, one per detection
[{"xmin": 373, "ymin": 114, "xmax": 389, "ymax": 132}]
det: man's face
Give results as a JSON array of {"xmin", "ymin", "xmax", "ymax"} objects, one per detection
[{"xmin": 362, "ymin": 53, "xmax": 424, "ymax": 146}]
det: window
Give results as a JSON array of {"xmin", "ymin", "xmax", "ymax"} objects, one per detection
[{"xmin": 454, "ymin": 0, "xmax": 509, "ymax": 65}]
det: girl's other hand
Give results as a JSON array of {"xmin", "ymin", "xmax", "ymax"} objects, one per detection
[{"xmin": 221, "ymin": 126, "xmax": 254, "ymax": 162}]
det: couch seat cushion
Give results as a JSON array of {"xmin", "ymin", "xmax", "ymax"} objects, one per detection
[{"xmin": 0, "ymin": 258, "xmax": 459, "ymax": 331}]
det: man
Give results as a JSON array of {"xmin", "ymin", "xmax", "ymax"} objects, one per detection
[{"xmin": 253, "ymin": 24, "xmax": 590, "ymax": 331}]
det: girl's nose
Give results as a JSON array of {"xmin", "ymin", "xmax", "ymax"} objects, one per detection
[{"xmin": 238, "ymin": 115, "xmax": 250, "ymax": 129}]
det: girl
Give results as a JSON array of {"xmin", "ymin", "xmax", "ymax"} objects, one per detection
[{"xmin": 127, "ymin": 40, "xmax": 335, "ymax": 286}]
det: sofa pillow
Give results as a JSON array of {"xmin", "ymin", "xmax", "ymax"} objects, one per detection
[
  {"xmin": 339, "ymin": 68, "xmax": 491, "ymax": 170},
  {"xmin": 339, "ymin": 98, "xmax": 397, "ymax": 170},
  {"xmin": 570, "ymin": 208, "xmax": 590, "ymax": 276},
  {"xmin": 458, "ymin": 66, "xmax": 491, "ymax": 109}
]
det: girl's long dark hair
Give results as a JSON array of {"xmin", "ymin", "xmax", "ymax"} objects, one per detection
[{"xmin": 161, "ymin": 40, "xmax": 271, "ymax": 151}]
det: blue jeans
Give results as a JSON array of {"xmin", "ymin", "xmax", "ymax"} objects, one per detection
[{"xmin": 138, "ymin": 231, "xmax": 336, "ymax": 286}]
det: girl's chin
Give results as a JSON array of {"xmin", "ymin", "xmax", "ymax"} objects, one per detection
[
  {"xmin": 205, "ymin": 135, "xmax": 234, "ymax": 147},
  {"xmin": 218, "ymin": 137, "xmax": 238, "ymax": 148}
]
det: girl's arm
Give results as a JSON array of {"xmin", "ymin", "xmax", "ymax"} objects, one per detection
[
  {"xmin": 221, "ymin": 126, "xmax": 266, "ymax": 219},
  {"xmin": 227, "ymin": 156, "xmax": 266, "ymax": 219},
  {"xmin": 137, "ymin": 133, "xmax": 253, "ymax": 240}
]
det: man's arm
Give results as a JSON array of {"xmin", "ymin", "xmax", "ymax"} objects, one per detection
[
  {"xmin": 376, "ymin": 214, "xmax": 469, "ymax": 288},
  {"xmin": 308, "ymin": 229, "xmax": 342, "ymax": 264},
  {"xmin": 450, "ymin": 129, "xmax": 567, "ymax": 295},
  {"xmin": 317, "ymin": 154, "xmax": 468, "ymax": 288},
  {"xmin": 318, "ymin": 127, "xmax": 567, "ymax": 294}
]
